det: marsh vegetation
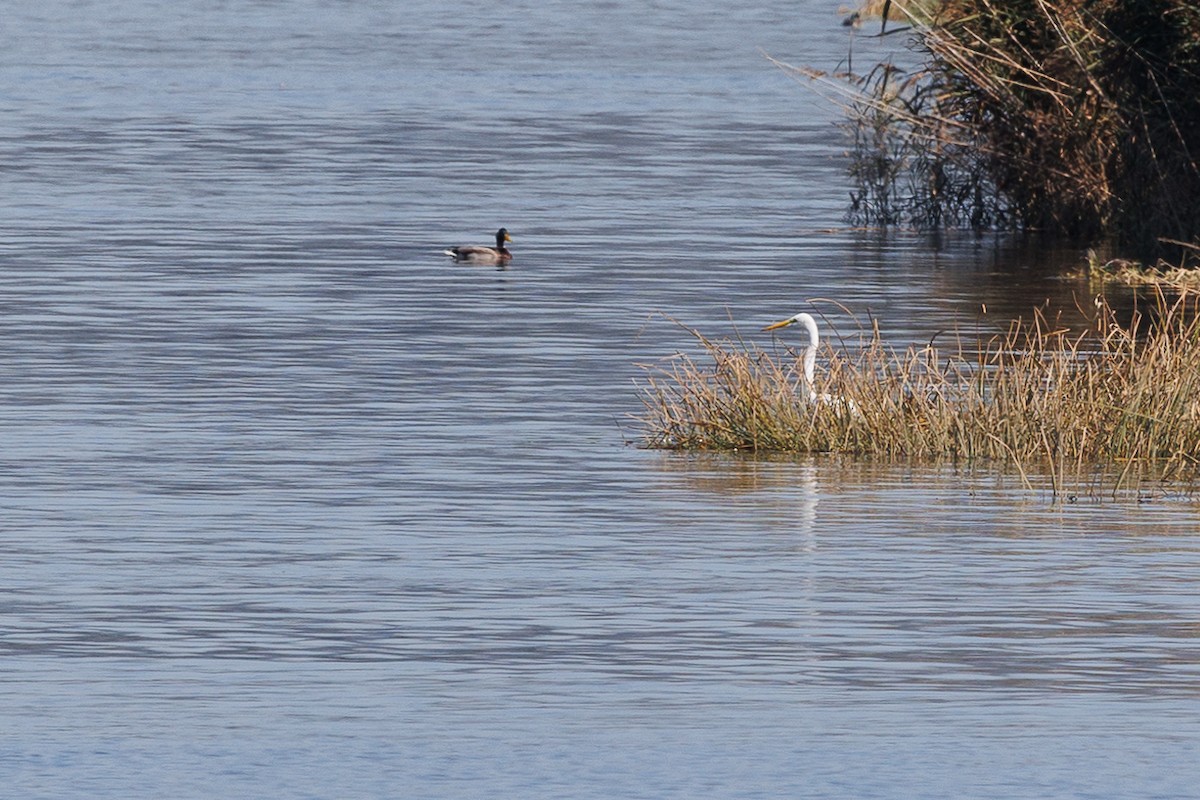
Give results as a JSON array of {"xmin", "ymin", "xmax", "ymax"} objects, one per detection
[
  {"xmin": 636, "ymin": 293, "xmax": 1200, "ymax": 496},
  {"xmin": 792, "ymin": 0, "xmax": 1200, "ymax": 263},
  {"xmin": 635, "ymin": 2, "xmax": 1200, "ymax": 495}
]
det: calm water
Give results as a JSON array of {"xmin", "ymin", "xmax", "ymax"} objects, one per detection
[{"xmin": 3, "ymin": 1, "xmax": 1200, "ymax": 798}]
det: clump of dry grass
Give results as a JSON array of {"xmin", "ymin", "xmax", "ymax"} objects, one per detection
[
  {"xmin": 781, "ymin": 0, "xmax": 1200, "ymax": 260},
  {"xmin": 635, "ymin": 294, "xmax": 1200, "ymax": 495},
  {"xmin": 923, "ymin": 0, "xmax": 1200, "ymax": 257},
  {"xmin": 1081, "ymin": 247, "xmax": 1200, "ymax": 291}
]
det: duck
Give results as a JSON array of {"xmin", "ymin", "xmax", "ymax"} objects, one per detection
[{"xmin": 443, "ymin": 228, "xmax": 513, "ymax": 264}]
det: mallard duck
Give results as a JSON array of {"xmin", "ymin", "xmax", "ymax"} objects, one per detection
[{"xmin": 443, "ymin": 228, "xmax": 513, "ymax": 264}]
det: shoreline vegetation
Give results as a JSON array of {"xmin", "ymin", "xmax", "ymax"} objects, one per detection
[
  {"xmin": 786, "ymin": 0, "xmax": 1200, "ymax": 273},
  {"xmin": 635, "ymin": 293, "xmax": 1200, "ymax": 498},
  {"xmin": 634, "ymin": 2, "xmax": 1200, "ymax": 496}
]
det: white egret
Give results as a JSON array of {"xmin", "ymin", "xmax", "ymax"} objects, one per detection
[
  {"xmin": 763, "ymin": 311, "xmax": 857, "ymax": 412},
  {"xmin": 444, "ymin": 228, "xmax": 513, "ymax": 264}
]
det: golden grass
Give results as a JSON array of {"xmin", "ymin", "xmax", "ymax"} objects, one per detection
[
  {"xmin": 1079, "ymin": 248, "xmax": 1200, "ymax": 292},
  {"xmin": 635, "ymin": 294, "xmax": 1200, "ymax": 496}
]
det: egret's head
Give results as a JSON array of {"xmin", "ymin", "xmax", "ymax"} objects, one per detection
[
  {"xmin": 762, "ymin": 312, "xmax": 814, "ymax": 332},
  {"xmin": 763, "ymin": 312, "xmax": 821, "ymax": 350}
]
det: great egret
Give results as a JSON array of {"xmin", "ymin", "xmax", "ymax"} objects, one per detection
[
  {"xmin": 444, "ymin": 228, "xmax": 513, "ymax": 264},
  {"xmin": 763, "ymin": 311, "xmax": 857, "ymax": 412}
]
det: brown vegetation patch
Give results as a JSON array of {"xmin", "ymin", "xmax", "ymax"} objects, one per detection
[{"xmin": 635, "ymin": 294, "xmax": 1200, "ymax": 496}]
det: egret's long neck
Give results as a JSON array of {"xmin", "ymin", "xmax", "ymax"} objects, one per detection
[
  {"xmin": 800, "ymin": 316, "xmax": 820, "ymax": 350},
  {"xmin": 800, "ymin": 316, "xmax": 819, "ymax": 399},
  {"xmin": 802, "ymin": 346, "xmax": 817, "ymax": 401}
]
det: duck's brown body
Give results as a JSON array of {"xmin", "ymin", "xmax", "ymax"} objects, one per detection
[{"xmin": 444, "ymin": 228, "xmax": 513, "ymax": 264}]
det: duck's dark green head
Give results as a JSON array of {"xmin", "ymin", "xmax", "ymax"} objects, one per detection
[{"xmin": 496, "ymin": 228, "xmax": 512, "ymax": 245}]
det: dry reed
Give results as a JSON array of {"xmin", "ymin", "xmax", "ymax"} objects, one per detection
[
  {"xmin": 1082, "ymin": 248, "xmax": 1200, "ymax": 292},
  {"xmin": 785, "ymin": 0, "xmax": 1200, "ymax": 260},
  {"xmin": 635, "ymin": 294, "xmax": 1200, "ymax": 496}
]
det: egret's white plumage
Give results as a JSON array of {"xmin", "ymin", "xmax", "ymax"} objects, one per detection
[{"xmin": 763, "ymin": 311, "xmax": 857, "ymax": 412}]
